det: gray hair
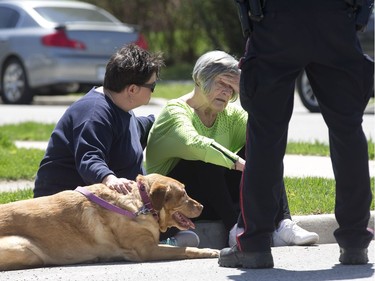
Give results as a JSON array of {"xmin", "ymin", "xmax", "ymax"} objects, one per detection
[{"xmin": 192, "ymin": 50, "xmax": 240, "ymax": 101}]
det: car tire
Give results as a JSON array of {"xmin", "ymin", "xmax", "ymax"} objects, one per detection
[
  {"xmin": 296, "ymin": 71, "xmax": 320, "ymax": 113},
  {"xmin": 1, "ymin": 58, "xmax": 34, "ymax": 104}
]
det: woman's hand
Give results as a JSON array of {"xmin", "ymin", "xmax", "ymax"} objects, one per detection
[
  {"xmin": 102, "ymin": 174, "xmax": 134, "ymax": 194},
  {"xmin": 234, "ymin": 157, "xmax": 246, "ymax": 172},
  {"xmin": 219, "ymin": 72, "xmax": 240, "ymax": 94}
]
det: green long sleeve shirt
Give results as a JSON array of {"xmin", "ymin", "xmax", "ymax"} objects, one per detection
[{"xmin": 145, "ymin": 98, "xmax": 248, "ymax": 175}]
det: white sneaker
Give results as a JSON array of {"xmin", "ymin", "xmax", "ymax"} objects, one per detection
[
  {"xmin": 272, "ymin": 219, "xmax": 319, "ymax": 247},
  {"xmin": 160, "ymin": 230, "xmax": 200, "ymax": 247},
  {"xmin": 228, "ymin": 223, "xmax": 244, "ymax": 247}
]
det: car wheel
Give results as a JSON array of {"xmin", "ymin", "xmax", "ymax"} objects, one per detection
[
  {"xmin": 296, "ymin": 71, "xmax": 320, "ymax": 113},
  {"xmin": 1, "ymin": 58, "xmax": 34, "ymax": 104}
]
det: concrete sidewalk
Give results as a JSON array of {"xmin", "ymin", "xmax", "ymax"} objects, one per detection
[
  {"xmin": 10, "ymin": 140, "xmax": 375, "ymax": 180},
  {"xmin": 0, "ymin": 241, "xmax": 373, "ymax": 281},
  {"xmin": 194, "ymin": 211, "xmax": 375, "ymax": 249}
]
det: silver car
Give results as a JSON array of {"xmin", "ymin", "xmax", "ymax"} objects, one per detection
[{"xmin": 0, "ymin": 0, "xmax": 148, "ymax": 104}]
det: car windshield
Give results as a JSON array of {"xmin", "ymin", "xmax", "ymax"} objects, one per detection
[{"xmin": 34, "ymin": 7, "xmax": 117, "ymax": 24}]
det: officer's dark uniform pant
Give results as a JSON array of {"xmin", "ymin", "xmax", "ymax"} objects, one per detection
[{"xmin": 238, "ymin": 0, "xmax": 374, "ymax": 252}]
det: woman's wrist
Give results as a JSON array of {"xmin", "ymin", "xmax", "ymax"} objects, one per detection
[
  {"xmin": 102, "ymin": 174, "xmax": 116, "ymax": 185},
  {"xmin": 234, "ymin": 157, "xmax": 245, "ymax": 172}
]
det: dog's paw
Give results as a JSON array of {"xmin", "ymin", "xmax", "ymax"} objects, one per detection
[
  {"xmin": 203, "ymin": 248, "xmax": 220, "ymax": 258},
  {"xmin": 186, "ymin": 247, "xmax": 220, "ymax": 258}
]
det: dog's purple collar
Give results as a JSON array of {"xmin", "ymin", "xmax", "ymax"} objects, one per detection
[
  {"xmin": 137, "ymin": 182, "xmax": 159, "ymax": 220},
  {"xmin": 75, "ymin": 182, "xmax": 158, "ymax": 221}
]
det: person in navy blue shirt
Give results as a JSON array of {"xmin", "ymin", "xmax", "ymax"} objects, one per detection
[{"xmin": 34, "ymin": 44, "xmax": 164, "ymax": 197}]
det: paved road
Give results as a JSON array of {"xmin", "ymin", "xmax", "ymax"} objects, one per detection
[{"xmin": 0, "ymin": 241, "xmax": 373, "ymax": 281}]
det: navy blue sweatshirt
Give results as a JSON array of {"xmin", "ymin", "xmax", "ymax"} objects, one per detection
[{"xmin": 34, "ymin": 87, "xmax": 154, "ymax": 197}]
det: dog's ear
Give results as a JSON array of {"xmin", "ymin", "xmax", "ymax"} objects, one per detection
[{"xmin": 149, "ymin": 182, "xmax": 168, "ymax": 211}]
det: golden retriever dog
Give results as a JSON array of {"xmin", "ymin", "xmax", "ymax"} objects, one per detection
[{"xmin": 0, "ymin": 173, "xmax": 219, "ymax": 271}]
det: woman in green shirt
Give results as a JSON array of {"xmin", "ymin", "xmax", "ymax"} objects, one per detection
[{"xmin": 146, "ymin": 51, "xmax": 318, "ymax": 247}]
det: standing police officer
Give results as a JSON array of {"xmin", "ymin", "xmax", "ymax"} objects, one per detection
[{"xmin": 219, "ymin": 0, "xmax": 374, "ymax": 268}]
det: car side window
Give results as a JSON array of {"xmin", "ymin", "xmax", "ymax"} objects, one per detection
[
  {"xmin": 0, "ymin": 7, "xmax": 19, "ymax": 29},
  {"xmin": 35, "ymin": 7, "xmax": 114, "ymax": 23}
]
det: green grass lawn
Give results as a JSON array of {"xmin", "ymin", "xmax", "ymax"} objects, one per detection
[
  {"xmin": 285, "ymin": 177, "xmax": 374, "ymax": 215},
  {"xmin": 152, "ymin": 81, "xmax": 194, "ymax": 100},
  {"xmin": 0, "ymin": 176, "xmax": 373, "ymax": 215}
]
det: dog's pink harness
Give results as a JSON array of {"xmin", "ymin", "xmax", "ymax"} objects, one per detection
[{"xmin": 75, "ymin": 182, "xmax": 159, "ymax": 220}]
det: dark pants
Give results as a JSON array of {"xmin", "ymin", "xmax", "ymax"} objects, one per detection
[
  {"xmin": 166, "ymin": 147, "xmax": 291, "ymax": 232},
  {"xmin": 238, "ymin": 0, "xmax": 373, "ymax": 252}
]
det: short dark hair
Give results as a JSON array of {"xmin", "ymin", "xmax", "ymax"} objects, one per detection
[{"xmin": 103, "ymin": 44, "xmax": 164, "ymax": 93}]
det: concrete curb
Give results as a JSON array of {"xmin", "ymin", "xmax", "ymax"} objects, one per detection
[
  {"xmin": 194, "ymin": 211, "xmax": 375, "ymax": 249},
  {"xmin": 293, "ymin": 212, "xmax": 375, "ymax": 244}
]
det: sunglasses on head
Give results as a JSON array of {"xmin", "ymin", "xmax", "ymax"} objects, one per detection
[{"xmin": 139, "ymin": 81, "xmax": 156, "ymax": 92}]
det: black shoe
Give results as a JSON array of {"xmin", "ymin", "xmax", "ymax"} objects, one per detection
[
  {"xmin": 339, "ymin": 247, "xmax": 369, "ymax": 265},
  {"xmin": 218, "ymin": 246, "xmax": 274, "ymax": 269}
]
